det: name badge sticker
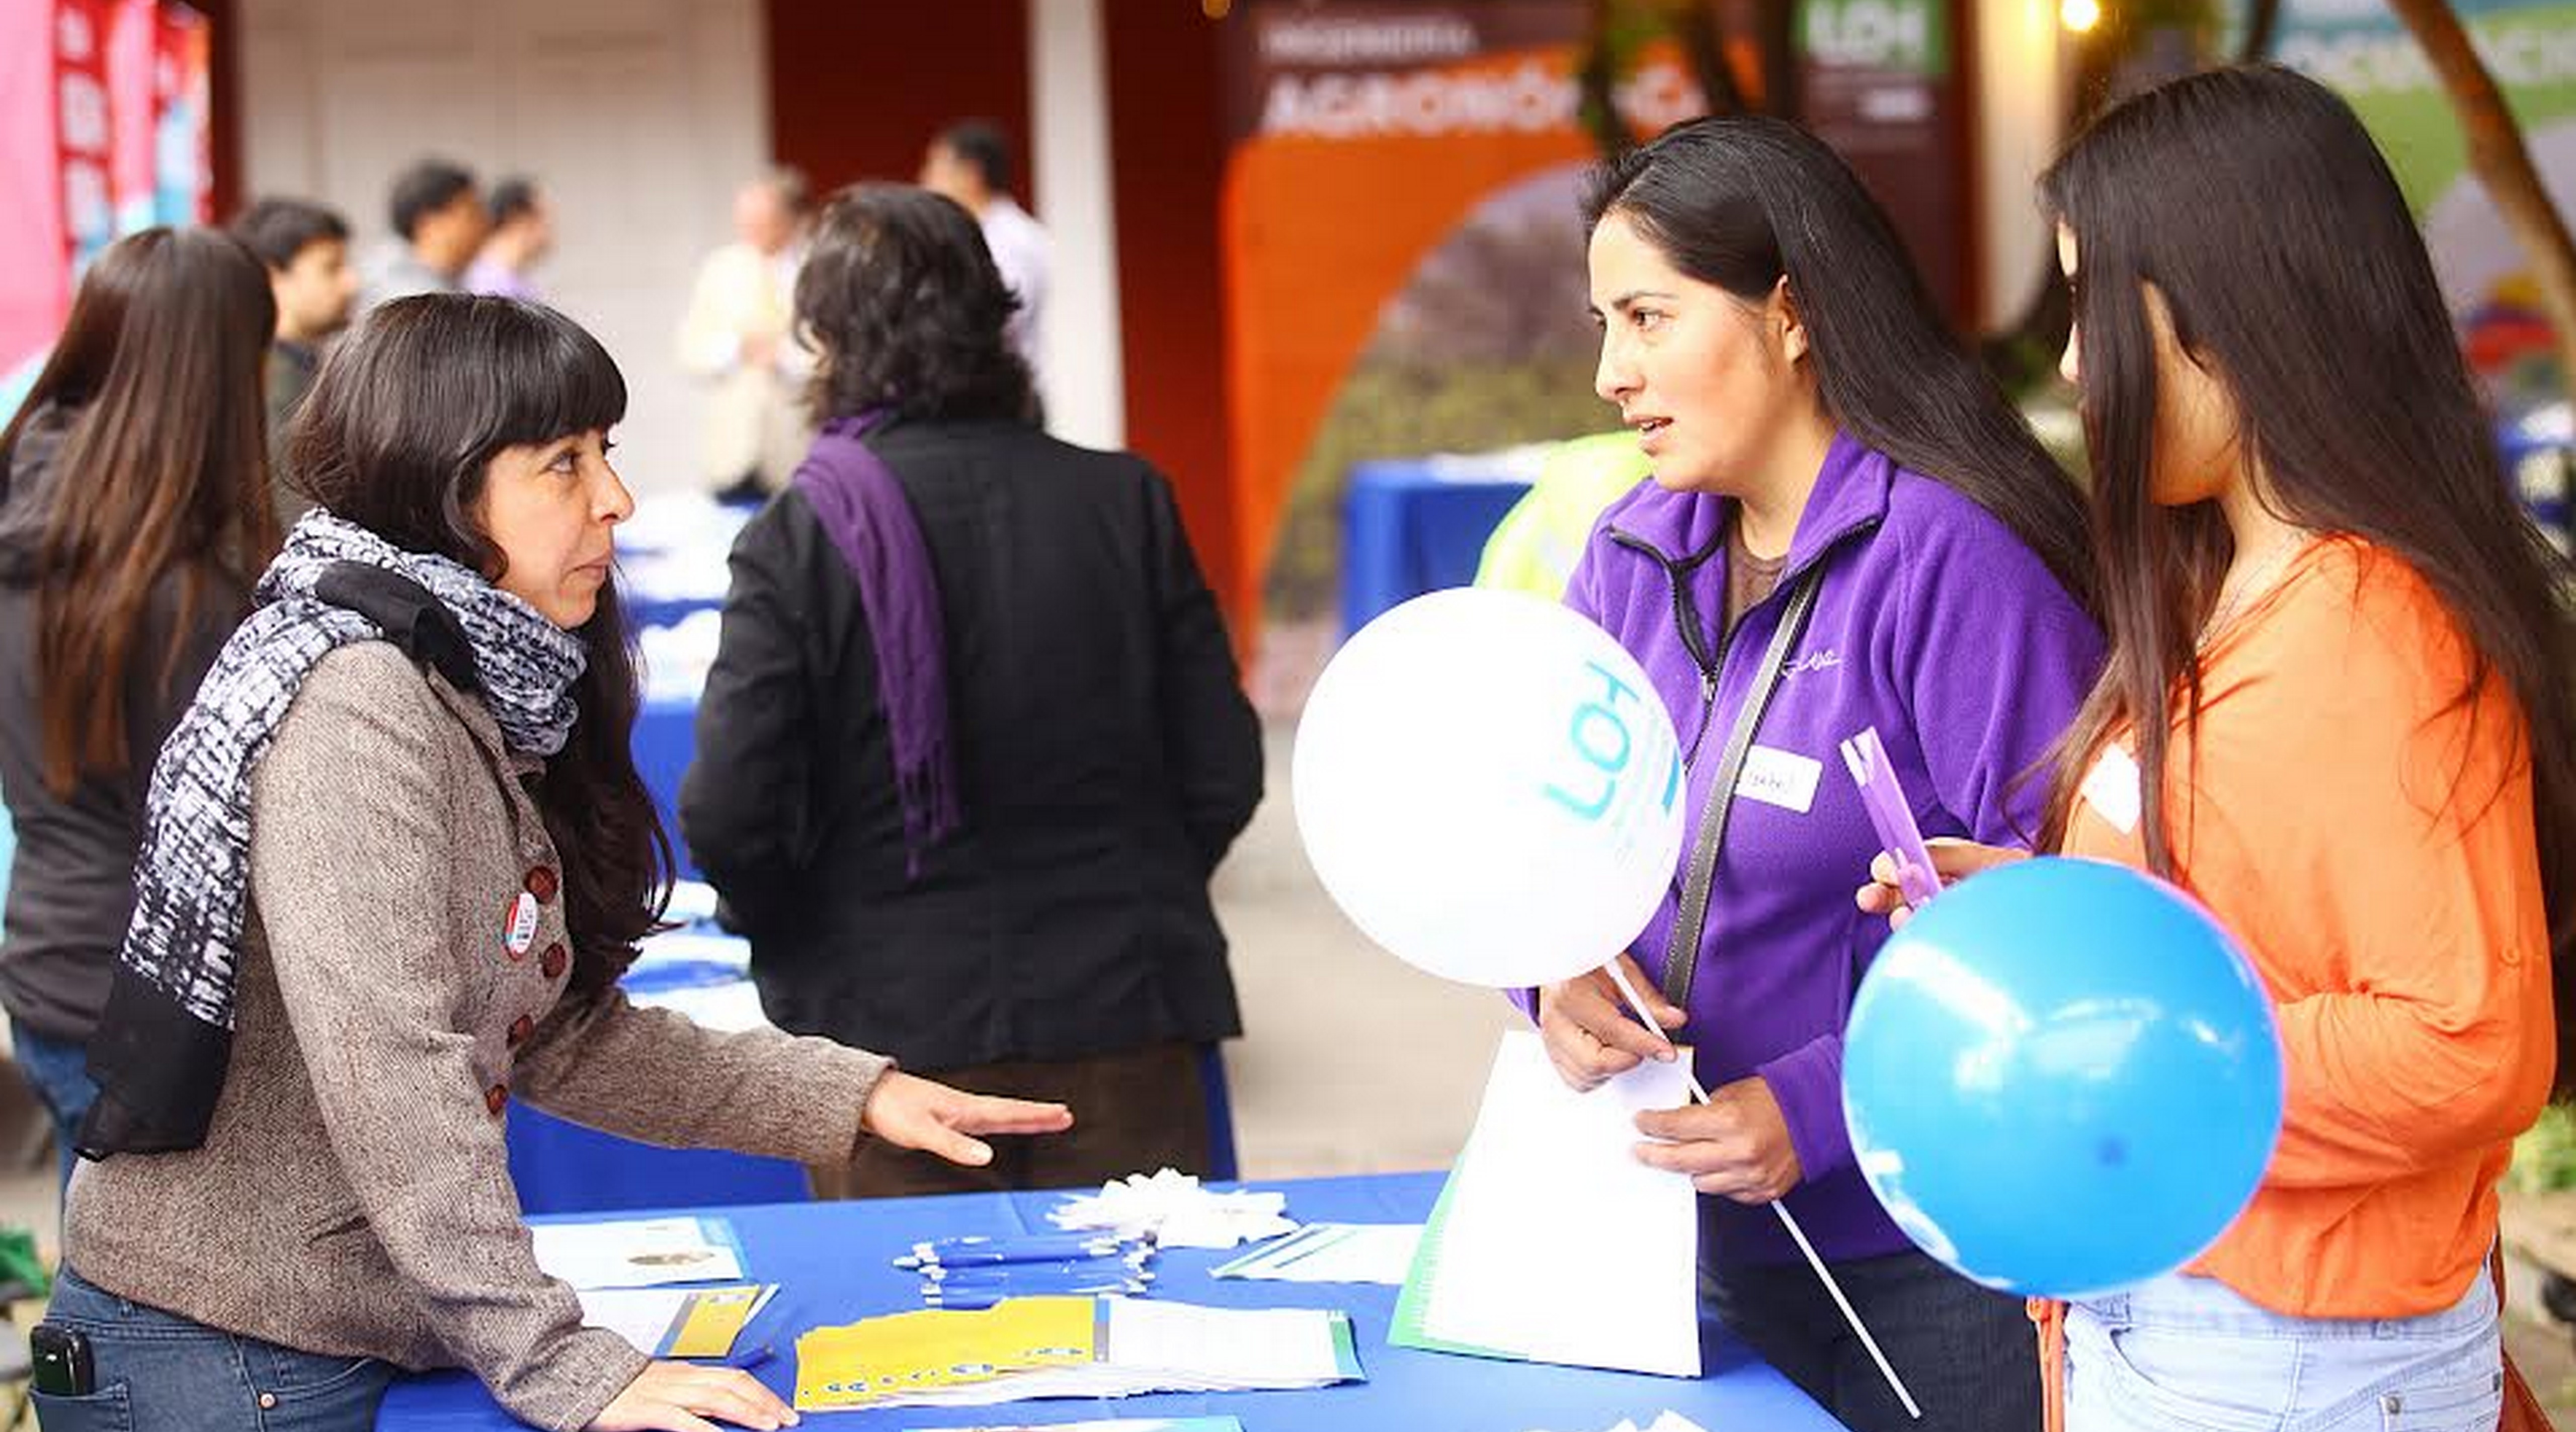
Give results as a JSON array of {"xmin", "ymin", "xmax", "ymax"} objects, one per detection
[{"xmin": 1738, "ymin": 744, "xmax": 1823, "ymax": 814}]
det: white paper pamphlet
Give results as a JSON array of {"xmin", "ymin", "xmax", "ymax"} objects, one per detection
[{"xmin": 1392, "ymin": 1027, "xmax": 1701, "ymax": 1377}]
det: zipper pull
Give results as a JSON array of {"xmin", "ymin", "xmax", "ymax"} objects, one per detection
[{"xmin": 1701, "ymin": 669, "xmax": 1717, "ymax": 703}]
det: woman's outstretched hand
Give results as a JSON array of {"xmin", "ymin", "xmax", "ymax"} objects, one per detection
[{"xmin": 859, "ymin": 1069, "xmax": 1075, "ymax": 1168}]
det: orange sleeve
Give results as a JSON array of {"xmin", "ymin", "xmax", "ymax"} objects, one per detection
[{"xmin": 2178, "ymin": 562, "xmax": 2552, "ymax": 1190}]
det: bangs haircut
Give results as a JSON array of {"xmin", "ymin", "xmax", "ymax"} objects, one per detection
[{"xmin": 287, "ymin": 294, "xmax": 625, "ymax": 571}]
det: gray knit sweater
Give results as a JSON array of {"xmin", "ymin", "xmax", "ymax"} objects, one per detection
[{"xmin": 65, "ymin": 643, "xmax": 890, "ymax": 1430}]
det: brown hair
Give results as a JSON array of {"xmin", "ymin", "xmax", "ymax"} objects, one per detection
[
  {"xmin": 0, "ymin": 227, "xmax": 279, "ymax": 796},
  {"xmin": 2038, "ymin": 67, "xmax": 2576, "ymax": 1080},
  {"xmin": 797, "ymin": 183, "xmax": 1034, "ymax": 426}
]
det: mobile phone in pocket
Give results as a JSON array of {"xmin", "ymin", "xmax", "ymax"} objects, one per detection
[{"xmin": 30, "ymin": 1322, "xmax": 95, "ymax": 1396}]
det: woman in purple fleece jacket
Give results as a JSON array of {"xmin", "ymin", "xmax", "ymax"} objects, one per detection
[{"xmin": 1542, "ymin": 116, "xmax": 2103, "ymax": 1432}]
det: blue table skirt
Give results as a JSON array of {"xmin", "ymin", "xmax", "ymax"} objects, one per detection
[
  {"xmin": 1340, "ymin": 461, "xmax": 1533, "ymax": 636},
  {"xmin": 504, "ymin": 1103, "xmax": 811, "ymax": 1215},
  {"xmin": 631, "ymin": 698, "xmax": 698, "ymax": 881},
  {"xmin": 377, "ymin": 1171, "xmax": 1845, "ymax": 1430},
  {"xmin": 504, "ymin": 1039, "xmax": 1242, "ymax": 1215}
]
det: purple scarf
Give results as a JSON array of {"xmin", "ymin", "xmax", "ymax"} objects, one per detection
[{"xmin": 793, "ymin": 412, "xmax": 961, "ymax": 878}]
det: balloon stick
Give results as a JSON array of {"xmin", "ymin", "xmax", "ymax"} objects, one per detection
[{"xmin": 1602, "ymin": 958, "xmax": 1923, "ymax": 1422}]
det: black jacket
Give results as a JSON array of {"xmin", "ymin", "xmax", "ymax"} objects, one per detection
[
  {"xmin": 0, "ymin": 405, "xmax": 245, "ymax": 1041},
  {"xmin": 679, "ymin": 417, "xmax": 1264, "ymax": 1070}
]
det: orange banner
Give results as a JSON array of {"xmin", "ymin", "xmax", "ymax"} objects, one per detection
[{"xmin": 1218, "ymin": 4, "xmax": 1702, "ymax": 625}]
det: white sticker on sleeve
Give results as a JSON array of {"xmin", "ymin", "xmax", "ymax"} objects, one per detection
[{"xmin": 2079, "ymin": 743, "xmax": 2143, "ymax": 835}]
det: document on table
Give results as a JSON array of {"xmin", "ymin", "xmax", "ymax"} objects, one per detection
[
  {"xmin": 1211, "ymin": 1223, "xmax": 1421, "ymax": 1284},
  {"xmin": 796, "ymin": 1296, "xmax": 1362, "ymax": 1411},
  {"xmin": 907, "ymin": 1411, "xmax": 1247, "ymax": 1421},
  {"xmin": 1392, "ymin": 1028, "xmax": 1701, "ymax": 1377},
  {"xmin": 578, "ymin": 1284, "xmax": 776, "ymax": 1357},
  {"xmin": 531, "ymin": 1216, "xmax": 747, "ymax": 1289}
]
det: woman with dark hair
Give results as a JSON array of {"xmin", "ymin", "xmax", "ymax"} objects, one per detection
[
  {"xmin": 0, "ymin": 227, "xmax": 277, "ymax": 1190},
  {"xmin": 38, "ymin": 294, "xmax": 1071, "ymax": 1432},
  {"xmin": 681, "ymin": 184, "xmax": 1262, "ymax": 1197},
  {"xmin": 1866, "ymin": 64, "xmax": 2573, "ymax": 1431},
  {"xmin": 1540, "ymin": 116, "xmax": 2100, "ymax": 1432}
]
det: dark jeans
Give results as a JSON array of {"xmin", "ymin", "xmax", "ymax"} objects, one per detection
[
  {"xmin": 825, "ymin": 1041, "xmax": 1212, "ymax": 1198},
  {"xmin": 1704, "ymin": 1247, "xmax": 2041, "ymax": 1432},
  {"xmin": 33, "ymin": 1267, "xmax": 396, "ymax": 1432},
  {"xmin": 10, "ymin": 1017, "xmax": 96, "ymax": 1194}
]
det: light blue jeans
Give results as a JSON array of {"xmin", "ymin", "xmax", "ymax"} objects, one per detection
[
  {"xmin": 2065, "ymin": 1264, "xmax": 2503, "ymax": 1432},
  {"xmin": 31, "ymin": 1267, "xmax": 395, "ymax": 1431}
]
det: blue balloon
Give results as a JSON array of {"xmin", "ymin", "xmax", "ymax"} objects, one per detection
[{"xmin": 1842, "ymin": 856, "xmax": 2284, "ymax": 1297}]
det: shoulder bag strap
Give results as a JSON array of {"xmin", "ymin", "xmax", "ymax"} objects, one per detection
[{"xmin": 1659, "ymin": 564, "xmax": 1825, "ymax": 1009}]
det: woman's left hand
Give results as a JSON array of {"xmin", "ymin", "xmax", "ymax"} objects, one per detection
[
  {"xmin": 860, "ymin": 1070, "xmax": 1075, "ymax": 1168},
  {"xmin": 1632, "ymin": 1076, "xmax": 1802, "ymax": 1204}
]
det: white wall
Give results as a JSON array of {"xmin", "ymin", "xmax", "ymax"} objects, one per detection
[
  {"xmin": 1028, "ymin": 0, "xmax": 1126, "ymax": 450},
  {"xmin": 237, "ymin": 0, "xmax": 769, "ymax": 496},
  {"xmin": 1974, "ymin": 0, "xmax": 2070, "ymax": 331}
]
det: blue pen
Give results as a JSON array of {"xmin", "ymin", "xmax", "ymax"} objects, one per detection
[
  {"xmin": 912, "ymin": 1277, "xmax": 1144, "ymax": 1298},
  {"xmin": 919, "ymin": 1255, "xmax": 1150, "ymax": 1283},
  {"xmin": 921, "ymin": 1283, "xmax": 1141, "ymax": 1310},
  {"xmin": 892, "ymin": 1233, "xmax": 1139, "ymax": 1269}
]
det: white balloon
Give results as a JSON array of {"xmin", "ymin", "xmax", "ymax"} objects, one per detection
[{"xmin": 1292, "ymin": 588, "xmax": 1685, "ymax": 989}]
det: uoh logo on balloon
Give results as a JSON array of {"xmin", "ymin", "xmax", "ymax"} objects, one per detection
[{"xmin": 1540, "ymin": 658, "xmax": 1682, "ymax": 852}]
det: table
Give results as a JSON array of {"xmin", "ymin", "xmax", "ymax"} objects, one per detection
[
  {"xmin": 1339, "ymin": 456, "xmax": 1538, "ymax": 636},
  {"xmin": 377, "ymin": 1171, "xmax": 1846, "ymax": 1431}
]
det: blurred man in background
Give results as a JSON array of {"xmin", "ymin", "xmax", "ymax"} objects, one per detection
[
  {"xmin": 677, "ymin": 167, "xmax": 813, "ymax": 501},
  {"xmin": 920, "ymin": 119, "xmax": 1049, "ymax": 384},
  {"xmin": 231, "ymin": 196, "xmax": 359, "ymax": 522},
  {"xmin": 360, "ymin": 158, "xmax": 484, "ymax": 309}
]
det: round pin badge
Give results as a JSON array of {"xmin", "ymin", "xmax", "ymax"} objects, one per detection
[{"xmin": 504, "ymin": 891, "xmax": 541, "ymax": 958}]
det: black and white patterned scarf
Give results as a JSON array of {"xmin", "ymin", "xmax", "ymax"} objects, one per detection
[{"xmin": 78, "ymin": 512, "xmax": 588, "ymax": 1157}]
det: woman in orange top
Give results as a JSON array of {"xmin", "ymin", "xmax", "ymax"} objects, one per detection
[{"xmin": 1863, "ymin": 64, "xmax": 2575, "ymax": 1430}]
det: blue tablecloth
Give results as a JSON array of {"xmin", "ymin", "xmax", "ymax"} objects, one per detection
[
  {"xmin": 1340, "ymin": 459, "xmax": 1534, "ymax": 635},
  {"xmin": 632, "ymin": 697, "xmax": 699, "ymax": 880},
  {"xmin": 377, "ymin": 1171, "xmax": 1845, "ymax": 1431}
]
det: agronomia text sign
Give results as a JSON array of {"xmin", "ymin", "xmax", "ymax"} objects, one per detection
[
  {"xmin": 1216, "ymin": 1, "xmax": 1974, "ymax": 628},
  {"xmin": 1216, "ymin": 2, "xmax": 1703, "ymax": 624}
]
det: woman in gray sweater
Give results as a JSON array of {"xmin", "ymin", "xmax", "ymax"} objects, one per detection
[{"xmin": 39, "ymin": 295, "xmax": 1071, "ymax": 1432}]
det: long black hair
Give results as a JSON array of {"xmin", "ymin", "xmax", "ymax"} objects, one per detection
[
  {"xmin": 796, "ymin": 182, "xmax": 1035, "ymax": 425},
  {"xmin": 285, "ymin": 294, "xmax": 670, "ymax": 990},
  {"xmin": 0, "ymin": 227, "xmax": 277, "ymax": 796},
  {"xmin": 1581, "ymin": 115, "xmax": 2095, "ymax": 611},
  {"xmin": 2039, "ymin": 64, "xmax": 2576, "ymax": 1084}
]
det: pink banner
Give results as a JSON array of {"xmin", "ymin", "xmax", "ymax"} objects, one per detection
[
  {"xmin": 157, "ymin": 2, "xmax": 212, "ymax": 223},
  {"xmin": 108, "ymin": 0, "xmax": 153, "ymax": 231},
  {"xmin": 1, "ymin": 0, "xmax": 70, "ymax": 391},
  {"xmin": 3, "ymin": 0, "xmax": 211, "ymax": 412},
  {"xmin": 55, "ymin": 0, "xmax": 114, "ymax": 275}
]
